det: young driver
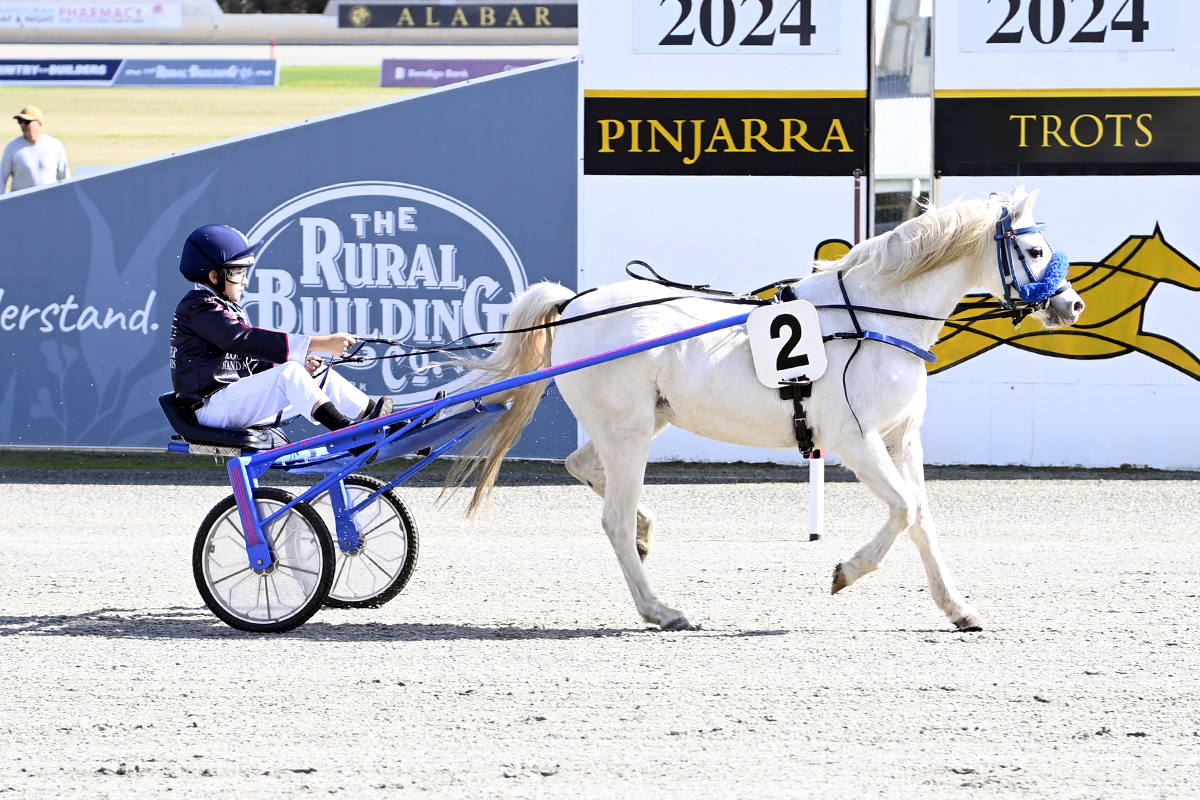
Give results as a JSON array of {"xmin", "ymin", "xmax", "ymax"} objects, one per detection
[{"xmin": 170, "ymin": 224, "xmax": 392, "ymax": 432}]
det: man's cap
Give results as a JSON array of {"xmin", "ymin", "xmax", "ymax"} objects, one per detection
[
  {"xmin": 179, "ymin": 224, "xmax": 264, "ymax": 283},
  {"xmin": 14, "ymin": 106, "xmax": 43, "ymax": 123}
]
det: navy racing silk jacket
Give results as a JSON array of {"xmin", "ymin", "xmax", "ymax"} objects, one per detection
[{"xmin": 170, "ymin": 286, "xmax": 311, "ymax": 404}]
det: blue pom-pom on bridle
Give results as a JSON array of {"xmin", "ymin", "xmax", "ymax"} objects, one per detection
[{"xmin": 1018, "ymin": 249, "xmax": 1069, "ymax": 304}]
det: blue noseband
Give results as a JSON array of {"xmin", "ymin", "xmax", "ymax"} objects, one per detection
[{"xmin": 1019, "ymin": 249, "xmax": 1069, "ymax": 304}]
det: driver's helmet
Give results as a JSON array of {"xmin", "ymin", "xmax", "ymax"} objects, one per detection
[{"xmin": 179, "ymin": 225, "xmax": 264, "ymax": 284}]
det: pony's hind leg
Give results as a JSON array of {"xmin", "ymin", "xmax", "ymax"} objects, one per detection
[
  {"xmin": 565, "ymin": 440, "xmax": 660, "ymax": 561},
  {"xmin": 571, "ymin": 396, "xmax": 691, "ymax": 630}
]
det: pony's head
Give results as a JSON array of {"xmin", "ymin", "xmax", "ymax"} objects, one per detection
[{"xmin": 978, "ymin": 188, "xmax": 1085, "ymax": 329}]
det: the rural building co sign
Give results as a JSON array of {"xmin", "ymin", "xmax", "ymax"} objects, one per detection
[
  {"xmin": 0, "ymin": 62, "xmax": 577, "ymax": 454},
  {"xmin": 340, "ymin": 3, "xmax": 577, "ymax": 28},
  {"xmin": 244, "ymin": 182, "xmax": 527, "ymax": 404},
  {"xmin": 926, "ymin": 0, "xmax": 1200, "ymax": 469}
]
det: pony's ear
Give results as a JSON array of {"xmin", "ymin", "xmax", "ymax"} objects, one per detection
[
  {"xmin": 1012, "ymin": 187, "xmax": 1040, "ymax": 219},
  {"xmin": 1011, "ymin": 185, "xmax": 1027, "ymax": 202}
]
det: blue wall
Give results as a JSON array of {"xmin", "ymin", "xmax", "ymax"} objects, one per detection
[{"xmin": 0, "ymin": 61, "xmax": 578, "ymax": 456}]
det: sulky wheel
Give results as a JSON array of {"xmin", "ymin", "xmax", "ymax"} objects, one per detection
[
  {"xmin": 193, "ymin": 487, "xmax": 334, "ymax": 633},
  {"xmin": 310, "ymin": 474, "xmax": 419, "ymax": 609}
]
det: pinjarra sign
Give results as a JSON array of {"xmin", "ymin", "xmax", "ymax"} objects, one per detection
[{"xmin": 244, "ymin": 182, "xmax": 527, "ymax": 404}]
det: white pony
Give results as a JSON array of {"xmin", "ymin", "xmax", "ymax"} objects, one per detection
[{"xmin": 454, "ymin": 188, "xmax": 1085, "ymax": 631}]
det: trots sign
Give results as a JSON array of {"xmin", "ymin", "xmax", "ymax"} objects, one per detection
[{"xmin": 243, "ymin": 182, "xmax": 527, "ymax": 404}]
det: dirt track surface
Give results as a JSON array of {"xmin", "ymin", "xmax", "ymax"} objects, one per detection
[{"xmin": 1, "ymin": 467, "xmax": 1198, "ymax": 798}]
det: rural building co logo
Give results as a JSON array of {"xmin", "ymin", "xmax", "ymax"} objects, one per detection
[{"xmin": 243, "ymin": 182, "xmax": 527, "ymax": 404}]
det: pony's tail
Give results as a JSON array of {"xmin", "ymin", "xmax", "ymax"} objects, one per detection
[{"xmin": 444, "ymin": 281, "xmax": 576, "ymax": 518}]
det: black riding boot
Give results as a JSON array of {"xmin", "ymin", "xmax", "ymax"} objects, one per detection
[{"xmin": 313, "ymin": 401, "xmax": 355, "ymax": 431}]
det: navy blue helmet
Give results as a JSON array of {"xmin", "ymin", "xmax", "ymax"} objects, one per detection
[{"xmin": 179, "ymin": 225, "xmax": 264, "ymax": 283}]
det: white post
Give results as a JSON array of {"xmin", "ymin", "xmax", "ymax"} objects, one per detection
[{"xmin": 808, "ymin": 449, "xmax": 824, "ymax": 541}]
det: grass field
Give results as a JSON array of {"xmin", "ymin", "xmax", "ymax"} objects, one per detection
[{"xmin": 0, "ymin": 66, "xmax": 423, "ymax": 167}]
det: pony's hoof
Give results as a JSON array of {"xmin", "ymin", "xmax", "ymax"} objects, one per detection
[
  {"xmin": 954, "ymin": 614, "xmax": 984, "ymax": 632},
  {"xmin": 831, "ymin": 563, "xmax": 849, "ymax": 594},
  {"xmin": 661, "ymin": 616, "xmax": 695, "ymax": 631}
]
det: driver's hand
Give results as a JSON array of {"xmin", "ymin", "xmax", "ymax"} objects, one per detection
[{"xmin": 305, "ymin": 355, "xmax": 323, "ymax": 375}]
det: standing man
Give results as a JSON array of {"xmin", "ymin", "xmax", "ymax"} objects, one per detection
[{"xmin": 1, "ymin": 106, "xmax": 71, "ymax": 194}]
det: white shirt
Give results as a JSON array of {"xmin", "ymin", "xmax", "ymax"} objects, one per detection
[{"xmin": 2, "ymin": 134, "xmax": 71, "ymax": 193}]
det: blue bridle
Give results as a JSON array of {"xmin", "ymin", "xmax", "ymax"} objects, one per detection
[{"xmin": 994, "ymin": 204, "xmax": 1071, "ymax": 321}]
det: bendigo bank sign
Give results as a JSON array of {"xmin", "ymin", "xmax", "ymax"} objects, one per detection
[
  {"xmin": 584, "ymin": 92, "xmax": 868, "ymax": 176},
  {"xmin": 243, "ymin": 182, "xmax": 527, "ymax": 404}
]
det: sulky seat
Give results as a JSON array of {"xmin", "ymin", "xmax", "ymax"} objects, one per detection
[{"xmin": 159, "ymin": 393, "xmax": 292, "ymax": 452}]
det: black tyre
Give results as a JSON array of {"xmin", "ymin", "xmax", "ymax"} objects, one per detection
[
  {"xmin": 310, "ymin": 474, "xmax": 420, "ymax": 609},
  {"xmin": 193, "ymin": 487, "xmax": 334, "ymax": 633}
]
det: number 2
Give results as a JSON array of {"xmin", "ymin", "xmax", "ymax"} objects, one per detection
[
  {"xmin": 1069, "ymin": 0, "xmax": 1107, "ymax": 42},
  {"xmin": 740, "ymin": 0, "xmax": 775, "ymax": 46},
  {"xmin": 658, "ymin": 0, "xmax": 695, "ymax": 45},
  {"xmin": 770, "ymin": 314, "xmax": 810, "ymax": 371},
  {"xmin": 987, "ymin": 0, "xmax": 1024, "ymax": 43}
]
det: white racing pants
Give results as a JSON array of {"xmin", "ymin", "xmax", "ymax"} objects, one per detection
[{"xmin": 196, "ymin": 362, "xmax": 369, "ymax": 430}]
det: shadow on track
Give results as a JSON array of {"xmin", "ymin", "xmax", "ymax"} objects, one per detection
[
  {"xmin": 0, "ymin": 609, "xmax": 797, "ymax": 640},
  {"xmin": 0, "ymin": 607, "xmax": 651, "ymax": 641}
]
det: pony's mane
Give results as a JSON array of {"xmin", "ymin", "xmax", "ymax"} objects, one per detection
[{"xmin": 829, "ymin": 196, "xmax": 1003, "ymax": 285}]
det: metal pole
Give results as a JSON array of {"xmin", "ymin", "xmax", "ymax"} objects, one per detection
[
  {"xmin": 853, "ymin": 169, "xmax": 863, "ymax": 244},
  {"xmin": 808, "ymin": 448, "xmax": 824, "ymax": 541}
]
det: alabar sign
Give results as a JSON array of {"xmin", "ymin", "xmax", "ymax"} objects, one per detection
[{"xmin": 243, "ymin": 182, "xmax": 527, "ymax": 405}]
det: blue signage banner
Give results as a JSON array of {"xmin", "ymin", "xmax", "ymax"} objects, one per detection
[
  {"xmin": 0, "ymin": 59, "xmax": 121, "ymax": 84},
  {"xmin": 0, "ymin": 59, "xmax": 277, "ymax": 87},
  {"xmin": 0, "ymin": 61, "xmax": 578, "ymax": 456},
  {"xmin": 114, "ymin": 59, "xmax": 278, "ymax": 87}
]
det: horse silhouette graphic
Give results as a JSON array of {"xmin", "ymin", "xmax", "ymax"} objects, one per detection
[{"xmin": 931, "ymin": 227, "xmax": 1200, "ymax": 380}]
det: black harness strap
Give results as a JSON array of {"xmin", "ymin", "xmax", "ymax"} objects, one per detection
[
  {"xmin": 835, "ymin": 270, "xmax": 867, "ymax": 437},
  {"xmin": 779, "ymin": 379, "xmax": 815, "ymax": 458}
]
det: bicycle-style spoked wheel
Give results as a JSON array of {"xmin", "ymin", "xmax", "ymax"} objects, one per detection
[
  {"xmin": 193, "ymin": 487, "xmax": 334, "ymax": 633},
  {"xmin": 310, "ymin": 474, "xmax": 419, "ymax": 609}
]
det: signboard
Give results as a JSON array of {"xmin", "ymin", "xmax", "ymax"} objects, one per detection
[
  {"xmin": 929, "ymin": 0, "xmax": 1200, "ymax": 468},
  {"xmin": 0, "ymin": 61, "xmax": 578, "ymax": 455},
  {"xmin": 632, "ymin": 0, "xmax": 842, "ymax": 54},
  {"xmin": 0, "ymin": 59, "xmax": 278, "ymax": 87},
  {"xmin": 381, "ymin": 59, "xmax": 546, "ymax": 88},
  {"xmin": 340, "ymin": 3, "xmax": 576, "ymax": 28},
  {"xmin": 957, "ymin": 0, "xmax": 1175, "ymax": 52},
  {"xmin": 116, "ymin": 60, "xmax": 278, "ymax": 87},
  {"xmin": 0, "ymin": 59, "xmax": 121, "ymax": 84},
  {"xmin": 244, "ymin": 182, "xmax": 528, "ymax": 402},
  {"xmin": 579, "ymin": 0, "xmax": 868, "ymax": 463},
  {"xmin": 583, "ymin": 92, "xmax": 865, "ymax": 176},
  {"xmin": 0, "ymin": 2, "xmax": 182, "ymax": 28}
]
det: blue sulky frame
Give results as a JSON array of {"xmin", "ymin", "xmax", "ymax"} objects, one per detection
[{"xmin": 172, "ymin": 309, "xmax": 753, "ymax": 572}]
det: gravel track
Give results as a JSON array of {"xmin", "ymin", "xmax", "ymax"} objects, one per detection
[{"xmin": 1, "ymin": 467, "xmax": 1197, "ymax": 798}]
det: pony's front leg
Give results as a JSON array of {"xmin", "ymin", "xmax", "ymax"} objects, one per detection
[
  {"xmin": 829, "ymin": 430, "xmax": 919, "ymax": 594},
  {"xmin": 895, "ymin": 435, "xmax": 984, "ymax": 631}
]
